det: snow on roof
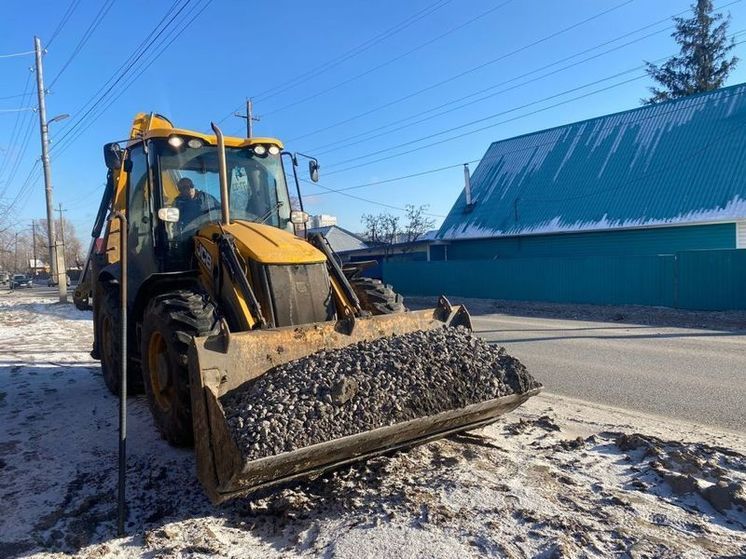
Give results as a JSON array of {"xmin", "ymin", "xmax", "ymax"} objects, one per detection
[
  {"xmin": 307, "ymin": 225, "xmax": 369, "ymax": 253},
  {"xmin": 438, "ymin": 83, "xmax": 746, "ymax": 240}
]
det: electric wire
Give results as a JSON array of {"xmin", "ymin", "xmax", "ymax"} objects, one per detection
[
  {"xmin": 0, "ymin": 50, "xmax": 35, "ymax": 58},
  {"xmin": 251, "ymin": 0, "xmax": 452, "ymax": 103},
  {"xmin": 309, "ymin": 25, "xmax": 677, "ymax": 156},
  {"xmin": 46, "ymin": 0, "xmax": 84, "ymax": 48},
  {"xmin": 320, "ymin": 30, "xmax": 746, "ymax": 177},
  {"xmin": 51, "ymin": 0, "xmax": 196, "ymax": 153},
  {"xmin": 48, "ymin": 0, "xmax": 117, "ymax": 89},
  {"xmin": 256, "ymin": 0, "xmax": 520, "ymax": 121},
  {"xmin": 217, "ymin": 0, "xmax": 454, "ymax": 124},
  {"xmin": 0, "ymin": 92, "xmax": 33, "ymax": 101},
  {"xmin": 51, "ymin": 0, "xmax": 186, "ymax": 139},
  {"xmin": 310, "ymin": 69, "xmax": 746, "ymax": 212},
  {"xmin": 53, "ymin": 0, "xmax": 213, "ymax": 157},
  {"xmin": 300, "ymin": 178, "xmax": 447, "ymax": 217},
  {"xmin": 286, "ymin": 0, "xmax": 641, "ymax": 144}
]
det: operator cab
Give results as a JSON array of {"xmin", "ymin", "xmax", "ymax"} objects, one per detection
[{"xmin": 157, "ymin": 139, "xmax": 292, "ymax": 237}]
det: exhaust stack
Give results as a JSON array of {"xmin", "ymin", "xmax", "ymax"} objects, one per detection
[
  {"xmin": 211, "ymin": 122, "xmax": 231, "ymax": 225},
  {"xmin": 463, "ymin": 163, "xmax": 475, "ymax": 212}
]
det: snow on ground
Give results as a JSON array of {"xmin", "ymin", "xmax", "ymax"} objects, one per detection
[{"xmin": 1, "ymin": 290, "xmax": 744, "ymax": 558}]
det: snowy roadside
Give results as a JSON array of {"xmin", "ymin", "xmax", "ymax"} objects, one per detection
[
  {"xmin": 406, "ymin": 295, "xmax": 746, "ymax": 332},
  {"xmin": 0, "ymin": 291, "xmax": 744, "ymax": 558}
]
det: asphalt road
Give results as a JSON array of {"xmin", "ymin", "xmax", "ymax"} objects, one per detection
[
  {"xmin": 9, "ymin": 286, "xmax": 744, "ymax": 431},
  {"xmin": 472, "ymin": 314, "xmax": 746, "ymax": 432}
]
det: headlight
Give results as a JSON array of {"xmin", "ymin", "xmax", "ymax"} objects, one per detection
[
  {"xmin": 253, "ymin": 144, "xmax": 267, "ymax": 156},
  {"xmin": 268, "ymin": 145, "xmax": 280, "ymax": 155},
  {"xmin": 168, "ymin": 135, "xmax": 184, "ymax": 148},
  {"xmin": 187, "ymin": 138, "xmax": 203, "ymax": 149}
]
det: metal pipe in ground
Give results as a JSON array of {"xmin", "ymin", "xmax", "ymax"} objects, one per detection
[{"xmin": 113, "ymin": 211, "xmax": 128, "ymax": 536}]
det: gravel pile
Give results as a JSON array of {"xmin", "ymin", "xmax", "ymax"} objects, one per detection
[{"xmin": 220, "ymin": 326, "xmax": 540, "ymax": 460}]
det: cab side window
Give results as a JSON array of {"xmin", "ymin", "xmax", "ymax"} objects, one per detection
[{"xmin": 127, "ymin": 146, "xmax": 151, "ymax": 256}]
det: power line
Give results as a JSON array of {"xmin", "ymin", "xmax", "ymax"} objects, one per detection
[
  {"xmin": 252, "ymin": 1, "xmax": 452, "ymax": 104},
  {"xmin": 256, "ymin": 0, "xmax": 520, "ymax": 121},
  {"xmin": 4, "ymin": 114, "xmax": 39, "ymax": 201},
  {"xmin": 46, "ymin": 0, "xmax": 83, "ymax": 48},
  {"xmin": 322, "ymin": 68, "xmax": 650, "ymax": 174},
  {"xmin": 0, "ymin": 107, "xmax": 35, "ymax": 113},
  {"xmin": 0, "ymin": 162, "xmax": 41, "ymax": 221},
  {"xmin": 1, "ymin": 107, "xmax": 37, "ymax": 197},
  {"xmin": 312, "ymin": 161, "xmax": 480, "ymax": 197},
  {"xmin": 322, "ymin": 31, "xmax": 746, "ymax": 176},
  {"xmin": 0, "ymin": 71, "xmax": 33, "ymax": 185},
  {"xmin": 217, "ymin": 0, "xmax": 454, "ymax": 124},
  {"xmin": 50, "ymin": 0, "xmax": 187, "ymax": 140},
  {"xmin": 309, "ymin": 23, "xmax": 678, "ymax": 155},
  {"xmin": 0, "ymin": 50, "xmax": 35, "ymax": 58},
  {"xmin": 48, "ymin": 0, "xmax": 117, "ymax": 89},
  {"xmin": 287, "ymin": 0, "xmax": 638, "ymax": 144},
  {"xmin": 53, "ymin": 0, "xmax": 214, "ymax": 157},
  {"xmin": 311, "ymin": 76, "xmax": 746, "ymax": 209},
  {"xmin": 0, "ymin": 92, "xmax": 32, "ymax": 100},
  {"xmin": 300, "ymin": 178, "xmax": 446, "ymax": 217},
  {"xmin": 51, "ymin": 0, "xmax": 197, "ymax": 153}
]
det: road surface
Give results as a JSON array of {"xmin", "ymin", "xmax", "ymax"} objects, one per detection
[
  {"xmin": 472, "ymin": 313, "xmax": 746, "ymax": 432},
  {"xmin": 11, "ymin": 286, "xmax": 745, "ymax": 431}
]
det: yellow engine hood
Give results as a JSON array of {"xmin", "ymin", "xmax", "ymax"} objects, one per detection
[{"xmin": 198, "ymin": 221, "xmax": 326, "ymax": 265}]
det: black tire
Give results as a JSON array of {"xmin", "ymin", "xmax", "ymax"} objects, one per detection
[
  {"xmin": 140, "ymin": 289, "xmax": 220, "ymax": 447},
  {"xmin": 350, "ymin": 277, "xmax": 406, "ymax": 315},
  {"xmin": 96, "ymin": 283, "xmax": 143, "ymax": 396}
]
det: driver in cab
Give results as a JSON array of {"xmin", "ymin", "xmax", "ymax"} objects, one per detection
[{"xmin": 174, "ymin": 177, "xmax": 219, "ymax": 227}]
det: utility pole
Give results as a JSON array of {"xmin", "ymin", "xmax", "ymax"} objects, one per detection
[
  {"xmin": 234, "ymin": 98, "xmax": 260, "ymax": 138},
  {"xmin": 14, "ymin": 232, "xmax": 19, "ymax": 272},
  {"xmin": 56, "ymin": 203, "xmax": 67, "ymax": 287},
  {"xmin": 31, "ymin": 220, "xmax": 37, "ymax": 279},
  {"xmin": 34, "ymin": 36, "xmax": 66, "ymax": 302},
  {"xmin": 57, "ymin": 203, "xmax": 66, "ymax": 249}
]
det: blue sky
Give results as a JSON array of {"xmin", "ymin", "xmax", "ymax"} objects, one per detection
[{"xmin": 3, "ymin": 0, "xmax": 746, "ymax": 238}]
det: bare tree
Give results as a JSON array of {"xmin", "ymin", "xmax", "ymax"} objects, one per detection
[
  {"xmin": 403, "ymin": 204, "xmax": 435, "ymax": 244},
  {"xmin": 36, "ymin": 217, "xmax": 85, "ymax": 269},
  {"xmin": 362, "ymin": 212, "xmax": 401, "ymax": 259},
  {"xmin": 362, "ymin": 205, "xmax": 434, "ymax": 259}
]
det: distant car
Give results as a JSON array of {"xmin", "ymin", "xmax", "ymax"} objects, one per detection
[
  {"xmin": 11, "ymin": 274, "xmax": 33, "ymax": 289},
  {"xmin": 47, "ymin": 275, "xmax": 71, "ymax": 287}
]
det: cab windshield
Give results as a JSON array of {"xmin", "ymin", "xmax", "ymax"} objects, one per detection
[{"xmin": 157, "ymin": 141, "xmax": 291, "ymax": 238}]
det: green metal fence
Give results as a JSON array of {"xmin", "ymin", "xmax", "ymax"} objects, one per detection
[{"xmin": 382, "ymin": 249, "xmax": 746, "ymax": 311}]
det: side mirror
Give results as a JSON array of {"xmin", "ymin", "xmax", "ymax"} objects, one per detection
[
  {"xmin": 103, "ymin": 142, "xmax": 123, "ymax": 171},
  {"xmin": 157, "ymin": 207, "xmax": 180, "ymax": 223},
  {"xmin": 308, "ymin": 160, "xmax": 319, "ymax": 183},
  {"xmin": 290, "ymin": 210, "xmax": 309, "ymax": 225}
]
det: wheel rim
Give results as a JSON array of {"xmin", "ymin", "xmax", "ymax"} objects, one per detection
[{"xmin": 147, "ymin": 331, "xmax": 173, "ymax": 411}]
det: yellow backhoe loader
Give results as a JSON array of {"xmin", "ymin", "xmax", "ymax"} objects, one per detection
[{"xmin": 86, "ymin": 113, "xmax": 539, "ymax": 503}]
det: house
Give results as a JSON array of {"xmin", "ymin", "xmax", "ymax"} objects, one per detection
[
  {"xmin": 306, "ymin": 225, "xmax": 368, "ymax": 254},
  {"xmin": 384, "ymin": 84, "xmax": 746, "ymax": 310},
  {"xmin": 342, "ymin": 230, "xmax": 439, "ymax": 278},
  {"xmin": 27, "ymin": 259, "xmax": 48, "ymax": 276},
  {"xmin": 308, "ymin": 214, "xmax": 338, "ymax": 228}
]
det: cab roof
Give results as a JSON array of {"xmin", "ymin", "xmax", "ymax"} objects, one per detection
[{"xmin": 126, "ymin": 112, "xmax": 284, "ymax": 149}]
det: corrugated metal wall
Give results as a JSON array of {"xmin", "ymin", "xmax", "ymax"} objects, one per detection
[
  {"xmin": 445, "ymin": 223, "xmax": 736, "ymax": 260},
  {"xmin": 675, "ymin": 250, "xmax": 746, "ymax": 310},
  {"xmin": 383, "ymin": 249, "xmax": 746, "ymax": 311}
]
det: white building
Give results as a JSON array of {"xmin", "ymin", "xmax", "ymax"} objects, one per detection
[{"xmin": 308, "ymin": 214, "xmax": 337, "ymax": 228}]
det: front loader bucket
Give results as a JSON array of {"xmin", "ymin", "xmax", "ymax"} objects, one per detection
[{"xmin": 189, "ymin": 298, "xmax": 540, "ymax": 504}]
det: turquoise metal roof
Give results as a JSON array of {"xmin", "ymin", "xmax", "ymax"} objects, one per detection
[{"xmin": 438, "ymin": 83, "xmax": 746, "ymax": 240}]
